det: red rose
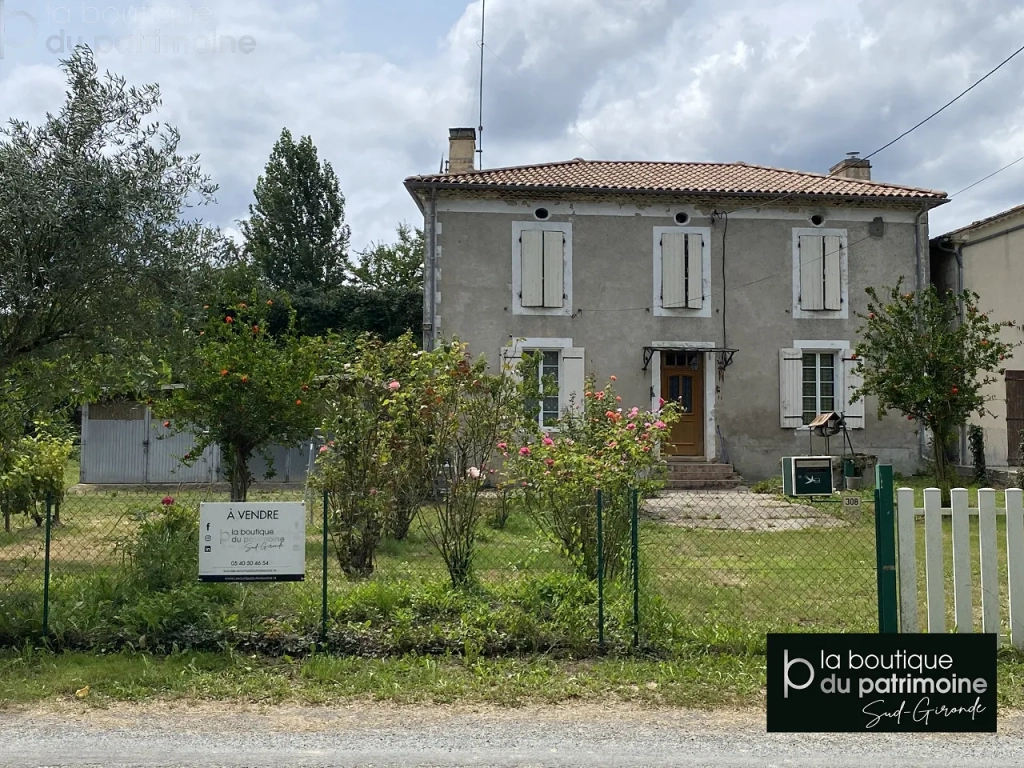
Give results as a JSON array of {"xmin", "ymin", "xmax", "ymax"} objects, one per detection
[
  {"xmin": 951, "ymin": 386, "xmax": 959, "ymax": 394},
  {"xmin": 162, "ymin": 421, "xmax": 170, "ymax": 428},
  {"xmin": 869, "ymin": 313, "xmax": 876, "ymax": 319},
  {"xmin": 221, "ymin": 369, "xmax": 229, "ymax": 376},
  {"xmin": 225, "ymin": 316, "xmax": 234, "ymax": 324},
  {"xmin": 296, "ymin": 399, "xmax": 302, "ymax": 405}
]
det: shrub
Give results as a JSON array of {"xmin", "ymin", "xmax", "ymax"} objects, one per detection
[
  {"xmin": 0, "ymin": 431, "xmax": 74, "ymax": 532},
  {"xmin": 505, "ymin": 375, "xmax": 678, "ymax": 581},
  {"xmin": 128, "ymin": 500, "xmax": 200, "ymax": 591}
]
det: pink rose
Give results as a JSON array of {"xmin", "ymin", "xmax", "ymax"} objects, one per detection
[
  {"xmin": 654, "ymin": 420, "xmax": 667, "ymax": 429},
  {"xmin": 628, "ymin": 407, "xmax": 639, "ymax": 418},
  {"xmin": 467, "ymin": 466, "xmax": 481, "ymax": 479},
  {"xmin": 319, "ymin": 445, "xmax": 329, "ymax": 454},
  {"xmin": 607, "ymin": 440, "xmax": 618, "ymax": 448},
  {"xmin": 388, "ymin": 381, "xmax": 400, "ymax": 390},
  {"xmin": 659, "ymin": 398, "xmax": 666, "ymax": 406},
  {"xmin": 161, "ymin": 496, "xmax": 174, "ymax": 506},
  {"xmin": 519, "ymin": 446, "xmax": 531, "ymax": 456},
  {"xmin": 542, "ymin": 436, "xmax": 554, "ymax": 446},
  {"xmin": 497, "ymin": 442, "xmax": 508, "ymax": 450},
  {"xmin": 369, "ymin": 488, "xmax": 378, "ymax": 496},
  {"xmin": 544, "ymin": 458, "xmax": 554, "ymax": 467},
  {"xmin": 626, "ymin": 423, "xmax": 637, "ymax": 430}
]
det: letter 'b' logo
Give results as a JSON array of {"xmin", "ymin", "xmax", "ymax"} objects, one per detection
[
  {"xmin": 0, "ymin": 0, "xmax": 37, "ymax": 60},
  {"xmin": 783, "ymin": 649, "xmax": 814, "ymax": 698}
]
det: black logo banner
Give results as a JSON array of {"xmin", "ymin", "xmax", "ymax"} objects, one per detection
[{"xmin": 767, "ymin": 633, "xmax": 997, "ymax": 732}]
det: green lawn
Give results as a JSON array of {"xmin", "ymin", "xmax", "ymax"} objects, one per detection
[{"xmin": 4, "ymin": 647, "xmax": 1024, "ymax": 710}]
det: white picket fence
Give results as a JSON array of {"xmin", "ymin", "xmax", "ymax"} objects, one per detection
[{"xmin": 896, "ymin": 487, "xmax": 1024, "ymax": 647}]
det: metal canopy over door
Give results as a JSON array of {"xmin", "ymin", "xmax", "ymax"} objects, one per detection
[
  {"xmin": 1007, "ymin": 371, "xmax": 1024, "ymax": 465},
  {"xmin": 661, "ymin": 351, "xmax": 704, "ymax": 456}
]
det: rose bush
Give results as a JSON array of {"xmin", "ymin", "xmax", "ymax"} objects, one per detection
[{"xmin": 504, "ymin": 376, "xmax": 679, "ymax": 581}]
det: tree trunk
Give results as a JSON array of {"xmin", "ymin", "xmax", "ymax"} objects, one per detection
[
  {"xmin": 933, "ymin": 427, "xmax": 954, "ymax": 507},
  {"xmin": 229, "ymin": 449, "xmax": 251, "ymax": 502}
]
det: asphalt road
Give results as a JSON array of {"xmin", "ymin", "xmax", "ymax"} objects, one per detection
[{"xmin": 4, "ymin": 703, "xmax": 1024, "ymax": 767}]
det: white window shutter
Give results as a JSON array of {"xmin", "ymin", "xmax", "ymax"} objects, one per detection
[
  {"xmin": 561, "ymin": 347, "xmax": 585, "ymax": 412},
  {"xmin": 823, "ymin": 234, "xmax": 842, "ymax": 311},
  {"xmin": 799, "ymin": 235, "xmax": 824, "ymax": 310},
  {"xmin": 842, "ymin": 350, "xmax": 865, "ymax": 429},
  {"xmin": 685, "ymin": 233, "xmax": 703, "ymax": 309},
  {"xmin": 661, "ymin": 232, "xmax": 686, "ymax": 308},
  {"xmin": 520, "ymin": 230, "xmax": 544, "ymax": 307},
  {"xmin": 779, "ymin": 348, "xmax": 804, "ymax": 428},
  {"xmin": 542, "ymin": 231, "xmax": 564, "ymax": 308}
]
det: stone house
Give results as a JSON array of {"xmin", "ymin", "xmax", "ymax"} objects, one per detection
[
  {"xmin": 931, "ymin": 203, "xmax": 1024, "ymax": 469},
  {"xmin": 404, "ymin": 129, "xmax": 948, "ymax": 482}
]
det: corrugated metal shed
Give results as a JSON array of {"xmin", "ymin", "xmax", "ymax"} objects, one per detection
[{"xmin": 80, "ymin": 399, "xmax": 311, "ymax": 485}]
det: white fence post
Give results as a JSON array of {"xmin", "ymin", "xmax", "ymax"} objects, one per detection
[
  {"xmin": 1006, "ymin": 488, "xmax": 1024, "ymax": 649},
  {"xmin": 978, "ymin": 488, "xmax": 1000, "ymax": 643},
  {"xmin": 923, "ymin": 488, "xmax": 946, "ymax": 634},
  {"xmin": 951, "ymin": 488, "xmax": 972, "ymax": 633},
  {"xmin": 896, "ymin": 488, "xmax": 918, "ymax": 633}
]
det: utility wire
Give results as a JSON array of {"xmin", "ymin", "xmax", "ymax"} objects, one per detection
[
  {"xmin": 863, "ymin": 41, "xmax": 1024, "ymax": 161},
  {"xmin": 950, "ymin": 153, "xmax": 1024, "ymax": 198}
]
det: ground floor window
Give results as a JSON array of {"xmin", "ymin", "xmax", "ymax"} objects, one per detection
[
  {"xmin": 524, "ymin": 349, "xmax": 560, "ymax": 428},
  {"xmin": 802, "ymin": 352, "xmax": 836, "ymax": 425}
]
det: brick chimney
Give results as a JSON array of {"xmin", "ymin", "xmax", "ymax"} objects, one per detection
[
  {"xmin": 830, "ymin": 152, "xmax": 871, "ymax": 181},
  {"xmin": 447, "ymin": 128, "xmax": 476, "ymax": 174}
]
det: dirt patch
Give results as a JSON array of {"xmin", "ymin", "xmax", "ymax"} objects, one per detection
[{"xmin": 644, "ymin": 491, "xmax": 849, "ymax": 531}]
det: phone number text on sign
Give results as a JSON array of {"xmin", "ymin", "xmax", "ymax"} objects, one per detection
[{"xmin": 199, "ymin": 502, "xmax": 305, "ymax": 583}]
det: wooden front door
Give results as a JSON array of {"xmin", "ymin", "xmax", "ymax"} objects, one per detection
[
  {"xmin": 1007, "ymin": 371, "xmax": 1024, "ymax": 465},
  {"xmin": 661, "ymin": 351, "xmax": 704, "ymax": 456}
]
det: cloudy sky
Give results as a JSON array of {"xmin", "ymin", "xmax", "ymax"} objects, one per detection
[{"xmin": 0, "ymin": 0, "xmax": 1022, "ymax": 252}]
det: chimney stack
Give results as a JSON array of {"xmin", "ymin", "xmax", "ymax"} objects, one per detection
[
  {"xmin": 830, "ymin": 152, "xmax": 871, "ymax": 181},
  {"xmin": 447, "ymin": 128, "xmax": 476, "ymax": 174}
]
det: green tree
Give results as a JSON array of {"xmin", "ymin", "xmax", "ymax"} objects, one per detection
[
  {"xmin": 0, "ymin": 46, "xmax": 219, "ymax": 440},
  {"xmin": 158, "ymin": 292, "xmax": 325, "ymax": 501},
  {"xmin": 352, "ymin": 223, "xmax": 424, "ymax": 291},
  {"xmin": 853, "ymin": 280, "xmax": 1018, "ymax": 501},
  {"xmin": 241, "ymin": 129, "xmax": 351, "ymax": 291}
]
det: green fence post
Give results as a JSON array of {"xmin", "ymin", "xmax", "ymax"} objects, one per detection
[
  {"xmin": 596, "ymin": 489, "xmax": 605, "ymax": 650},
  {"xmin": 874, "ymin": 464, "xmax": 899, "ymax": 633},
  {"xmin": 42, "ymin": 492, "xmax": 52, "ymax": 640},
  {"xmin": 321, "ymin": 489, "xmax": 329, "ymax": 647},
  {"xmin": 631, "ymin": 488, "xmax": 639, "ymax": 649}
]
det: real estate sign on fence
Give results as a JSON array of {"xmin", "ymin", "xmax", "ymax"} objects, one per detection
[{"xmin": 198, "ymin": 502, "xmax": 306, "ymax": 582}]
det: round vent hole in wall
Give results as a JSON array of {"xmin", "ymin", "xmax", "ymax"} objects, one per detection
[
  {"xmin": 674, "ymin": 212, "xmax": 690, "ymax": 225},
  {"xmin": 810, "ymin": 214, "xmax": 826, "ymax": 227},
  {"xmin": 534, "ymin": 207, "xmax": 550, "ymax": 220}
]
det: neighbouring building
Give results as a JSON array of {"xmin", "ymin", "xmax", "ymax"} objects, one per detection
[
  {"xmin": 931, "ymin": 203, "xmax": 1024, "ymax": 469},
  {"xmin": 404, "ymin": 130, "xmax": 950, "ymax": 482}
]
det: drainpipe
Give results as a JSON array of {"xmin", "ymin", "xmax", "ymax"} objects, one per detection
[
  {"xmin": 424, "ymin": 187, "xmax": 438, "ymax": 351},
  {"xmin": 914, "ymin": 207, "xmax": 929, "ymax": 463},
  {"xmin": 936, "ymin": 239, "xmax": 966, "ymax": 463}
]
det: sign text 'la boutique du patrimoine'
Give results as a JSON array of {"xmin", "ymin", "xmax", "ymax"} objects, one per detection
[
  {"xmin": 198, "ymin": 502, "xmax": 306, "ymax": 583},
  {"xmin": 767, "ymin": 633, "xmax": 997, "ymax": 733}
]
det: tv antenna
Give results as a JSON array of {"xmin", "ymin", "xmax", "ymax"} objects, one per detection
[{"xmin": 477, "ymin": 0, "xmax": 485, "ymax": 169}]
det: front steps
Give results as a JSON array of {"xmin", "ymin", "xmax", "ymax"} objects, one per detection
[{"xmin": 662, "ymin": 458, "xmax": 744, "ymax": 491}]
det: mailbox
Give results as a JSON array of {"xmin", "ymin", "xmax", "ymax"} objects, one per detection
[{"xmin": 781, "ymin": 456, "xmax": 835, "ymax": 497}]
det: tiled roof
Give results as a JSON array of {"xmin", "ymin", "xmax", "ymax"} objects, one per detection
[
  {"xmin": 939, "ymin": 202, "xmax": 1024, "ymax": 239},
  {"xmin": 405, "ymin": 159, "xmax": 947, "ymax": 201}
]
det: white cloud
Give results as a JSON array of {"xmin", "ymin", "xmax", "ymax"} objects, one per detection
[{"xmin": 0, "ymin": 0, "xmax": 1022, "ymax": 250}]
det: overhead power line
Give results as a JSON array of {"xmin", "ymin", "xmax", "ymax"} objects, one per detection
[{"xmin": 863, "ymin": 41, "xmax": 1024, "ymax": 161}]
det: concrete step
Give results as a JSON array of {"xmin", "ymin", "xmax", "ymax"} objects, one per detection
[
  {"xmin": 663, "ymin": 478, "xmax": 744, "ymax": 491},
  {"xmin": 665, "ymin": 464, "xmax": 738, "ymax": 477}
]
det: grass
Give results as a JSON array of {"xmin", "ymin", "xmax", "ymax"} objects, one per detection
[{"xmin": 4, "ymin": 647, "xmax": 1024, "ymax": 710}]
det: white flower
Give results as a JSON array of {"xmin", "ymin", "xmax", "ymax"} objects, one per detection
[{"xmin": 467, "ymin": 466, "xmax": 481, "ymax": 479}]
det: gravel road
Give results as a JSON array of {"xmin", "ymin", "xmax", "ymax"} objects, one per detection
[{"xmin": 4, "ymin": 702, "xmax": 1024, "ymax": 767}]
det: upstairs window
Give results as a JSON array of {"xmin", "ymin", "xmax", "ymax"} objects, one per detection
[{"xmin": 793, "ymin": 229, "xmax": 848, "ymax": 319}]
